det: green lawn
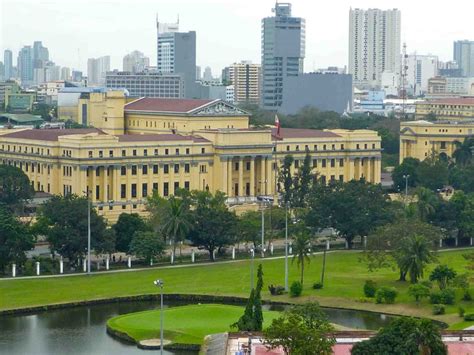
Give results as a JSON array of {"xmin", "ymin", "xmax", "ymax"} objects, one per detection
[
  {"xmin": 1, "ymin": 250, "xmax": 474, "ymax": 328},
  {"xmin": 107, "ymin": 304, "xmax": 280, "ymax": 345}
]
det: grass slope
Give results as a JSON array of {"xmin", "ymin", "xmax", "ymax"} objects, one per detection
[
  {"xmin": 107, "ymin": 304, "xmax": 280, "ymax": 344},
  {"xmin": 1, "ymin": 250, "xmax": 473, "ymax": 328}
]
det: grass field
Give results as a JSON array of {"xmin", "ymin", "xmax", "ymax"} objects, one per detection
[
  {"xmin": 1, "ymin": 249, "xmax": 474, "ymax": 328},
  {"xmin": 107, "ymin": 304, "xmax": 280, "ymax": 344}
]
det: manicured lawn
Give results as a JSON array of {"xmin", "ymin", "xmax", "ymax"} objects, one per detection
[
  {"xmin": 1, "ymin": 249, "xmax": 474, "ymax": 327},
  {"xmin": 107, "ymin": 304, "xmax": 280, "ymax": 344}
]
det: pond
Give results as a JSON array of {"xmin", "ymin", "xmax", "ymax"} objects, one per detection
[{"xmin": 0, "ymin": 300, "xmax": 396, "ymax": 354}]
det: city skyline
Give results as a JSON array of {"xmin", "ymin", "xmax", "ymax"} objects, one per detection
[{"xmin": 2, "ymin": 0, "xmax": 473, "ymax": 75}]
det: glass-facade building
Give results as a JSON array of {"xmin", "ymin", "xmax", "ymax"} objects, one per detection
[{"xmin": 261, "ymin": 3, "xmax": 305, "ymax": 110}]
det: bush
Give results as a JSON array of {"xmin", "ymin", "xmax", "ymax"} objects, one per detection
[
  {"xmin": 313, "ymin": 282, "xmax": 323, "ymax": 290},
  {"xmin": 268, "ymin": 284, "xmax": 285, "ymax": 296},
  {"xmin": 357, "ymin": 297, "xmax": 373, "ymax": 303},
  {"xmin": 459, "ymin": 307, "xmax": 465, "ymax": 318},
  {"xmin": 432, "ymin": 304, "xmax": 445, "ymax": 315},
  {"xmin": 364, "ymin": 280, "xmax": 377, "ymax": 298},
  {"xmin": 290, "ymin": 281, "xmax": 303, "ymax": 297},
  {"xmin": 430, "ymin": 288, "xmax": 455, "ymax": 305},
  {"xmin": 420, "ymin": 280, "xmax": 433, "ymax": 289},
  {"xmin": 375, "ymin": 287, "xmax": 398, "ymax": 304},
  {"xmin": 464, "ymin": 313, "xmax": 474, "ymax": 321},
  {"xmin": 463, "ymin": 290, "xmax": 472, "ymax": 301}
]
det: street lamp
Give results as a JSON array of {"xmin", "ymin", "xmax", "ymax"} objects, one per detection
[
  {"xmin": 153, "ymin": 279, "xmax": 164, "ymax": 355},
  {"xmin": 284, "ymin": 201, "xmax": 289, "ymax": 292},
  {"xmin": 403, "ymin": 174, "xmax": 410, "ymax": 202},
  {"xmin": 83, "ymin": 189, "xmax": 91, "ymax": 275}
]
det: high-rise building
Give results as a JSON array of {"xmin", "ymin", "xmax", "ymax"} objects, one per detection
[
  {"xmin": 105, "ymin": 70, "xmax": 184, "ymax": 98},
  {"xmin": 202, "ymin": 66, "xmax": 213, "ymax": 81},
  {"xmin": 32, "ymin": 41, "xmax": 49, "ymax": 69},
  {"xmin": 406, "ymin": 54, "xmax": 438, "ymax": 95},
  {"xmin": 123, "ymin": 51, "xmax": 150, "ymax": 73},
  {"xmin": 87, "ymin": 56, "xmax": 110, "ymax": 86},
  {"xmin": 4, "ymin": 50, "xmax": 13, "ymax": 80},
  {"xmin": 349, "ymin": 8, "xmax": 401, "ymax": 89},
  {"xmin": 261, "ymin": 2, "xmax": 305, "ymax": 110},
  {"xmin": 0, "ymin": 61, "xmax": 4, "ymax": 80},
  {"xmin": 17, "ymin": 45, "xmax": 34, "ymax": 85},
  {"xmin": 196, "ymin": 66, "xmax": 201, "ymax": 81},
  {"xmin": 61, "ymin": 67, "xmax": 71, "ymax": 81},
  {"xmin": 453, "ymin": 40, "xmax": 474, "ymax": 77},
  {"xmin": 157, "ymin": 18, "xmax": 197, "ymax": 98},
  {"xmin": 227, "ymin": 61, "xmax": 261, "ymax": 105}
]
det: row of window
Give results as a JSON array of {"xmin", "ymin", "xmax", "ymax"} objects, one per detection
[
  {"xmin": 88, "ymin": 147, "xmax": 206, "ymax": 158},
  {"xmin": 86, "ymin": 163, "xmax": 207, "ymax": 177},
  {"xmin": 1, "ymin": 145, "xmax": 51, "ymax": 155},
  {"xmin": 283, "ymin": 143, "xmax": 377, "ymax": 152}
]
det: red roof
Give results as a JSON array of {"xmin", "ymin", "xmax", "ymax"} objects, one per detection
[
  {"xmin": 428, "ymin": 98, "xmax": 474, "ymax": 105},
  {"xmin": 1, "ymin": 128, "xmax": 104, "ymax": 141},
  {"xmin": 125, "ymin": 98, "xmax": 215, "ymax": 113},
  {"xmin": 271, "ymin": 128, "xmax": 340, "ymax": 140},
  {"xmin": 118, "ymin": 134, "xmax": 209, "ymax": 143}
]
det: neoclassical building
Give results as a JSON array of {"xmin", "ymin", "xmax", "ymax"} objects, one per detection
[{"xmin": 0, "ymin": 92, "xmax": 382, "ymax": 221}]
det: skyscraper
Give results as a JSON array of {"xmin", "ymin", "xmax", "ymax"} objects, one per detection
[
  {"xmin": 349, "ymin": 8, "xmax": 401, "ymax": 89},
  {"xmin": 123, "ymin": 50, "xmax": 150, "ymax": 73},
  {"xmin": 202, "ymin": 66, "xmax": 213, "ymax": 81},
  {"xmin": 4, "ymin": 50, "xmax": 13, "ymax": 80},
  {"xmin": 157, "ymin": 18, "xmax": 197, "ymax": 98},
  {"xmin": 453, "ymin": 40, "xmax": 474, "ymax": 77},
  {"xmin": 32, "ymin": 41, "xmax": 49, "ymax": 69},
  {"xmin": 18, "ymin": 45, "xmax": 34, "ymax": 85},
  {"xmin": 227, "ymin": 61, "xmax": 261, "ymax": 105},
  {"xmin": 87, "ymin": 56, "xmax": 110, "ymax": 86},
  {"xmin": 261, "ymin": 2, "xmax": 305, "ymax": 110}
]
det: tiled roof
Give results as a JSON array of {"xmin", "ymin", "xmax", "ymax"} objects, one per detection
[
  {"xmin": 0, "ymin": 128, "xmax": 104, "ymax": 141},
  {"xmin": 427, "ymin": 98, "xmax": 474, "ymax": 105},
  {"xmin": 118, "ymin": 134, "xmax": 209, "ymax": 143},
  {"xmin": 124, "ymin": 98, "xmax": 215, "ymax": 113},
  {"xmin": 271, "ymin": 128, "xmax": 340, "ymax": 140}
]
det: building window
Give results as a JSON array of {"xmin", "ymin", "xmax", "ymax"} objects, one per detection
[
  {"xmin": 88, "ymin": 151, "xmax": 93, "ymax": 158},
  {"xmin": 131, "ymin": 165, "xmax": 137, "ymax": 175},
  {"xmin": 163, "ymin": 182, "xmax": 169, "ymax": 196},
  {"xmin": 330, "ymin": 175, "xmax": 336, "ymax": 182},
  {"xmin": 95, "ymin": 185, "xmax": 100, "ymax": 200},
  {"xmin": 174, "ymin": 181, "xmax": 179, "ymax": 193},
  {"xmin": 286, "ymin": 145, "xmax": 290, "ymax": 151},
  {"xmin": 186, "ymin": 148, "xmax": 190, "ymax": 155},
  {"xmin": 153, "ymin": 183, "xmax": 158, "ymax": 192},
  {"xmin": 323, "ymin": 144, "xmax": 327, "ymax": 150},
  {"xmin": 201, "ymin": 148, "xmax": 205, "ymax": 154},
  {"xmin": 313, "ymin": 159, "xmax": 317, "ymax": 167},
  {"xmin": 142, "ymin": 165, "xmax": 148, "ymax": 175},
  {"xmin": 246, "ymin": 161, "xmax": 251, "ymax": 170},
  {"xmin": 332, "ymin": 144, "xmax": 335, "ymax": 150},
  {"xmin": 142, "ymin": 183, "xmax": 148, "ymax": 197},
  {"xmin": 174, "ymin": 164, "xmax": 179, "ymax": 173},
  {"xmin": 109, "ymin": 150, "xmax": 113, "ymax": 157},
  {"xmin": 122, "ymin": 150, "xmax": 126, "ymax": 157},
  {"xmin": 372, "ymin": 144, "xmax": 376, "ymax": 149},
  {"xmin": 153, "ymin": 164, "xmax": 158, "ymax": 174},
  {"xmin": 175, "ymin": 148, "xmax": 179, "ymax": 155},
  {"xmin": 295, "ymin": 145, "xmax": 299, "ymax": 151},
  {"xmin": 339, "ymin": 159, "xmax": 344, "ymax": 167},
  {"xmin": 320, "ymin": 175, "xmax": 326, "ymax": 184},
  {"xmin": 99, "ymin": 151, "xmax": 103, "ymax": 158},
  {"xmin": 154, "ymin": 149, "xmax": 158, "ymax": 156},
  {"xmin": 322, "ymin": 159, "xmax": 327, "ymax": 168},
  {"xmin": 185, "ymin": 163, "xmax": 190, "ymax": 173},
  {"xmin": 133, "ymin": 149, "xmax": 137, "ymax": 156},
  {"xmin": 96, "ymin": 168, "xmax": 100, "ymax": 177},
  {"xmin": 144, "ymin": 149, "xmax": 148, "ymax": 157},
  {"xmin": 131, "ymin": 183, "xmax": 137, "ymax": 198},
  {"xmin": 200, "ymin": 165, "xmax": 207, "ymax": 173},
  {"xmin": 121, "ymin": 166, "xmax": 126, "ymax": 175},
  {"xmin": 295, "ymin": 160, "xmax": 299, "ymax": 168},
  {"xmin": 165, "ymin": 149, "xmax": 169, "ymax": 155},
  {"xmin": 356, "ymin": 144, "xmax": 360, "ymax": 149},
  {"xmin": 330, "ymin": 159, "xmax": 335, "ymax": 168},
  {"xmin": 235, "ymin": 162, "xmax": 239, "ymax": 171},
  {"xmin": 364, "ymin": 144, "xmax": 367, "ymax": 149},
  {"xmin": 163, "ymin": 164, "xmax": 169, "ymax": 174},
  {"xmin": 339, "ymin": 175, "xmax": 344, "ymax": 182},
  {"xmin": 184, "ymin": 181, "xmax": 190, "ymax": 190},
  {"xmin": 440, "ymin": 141, "xmax": 447, "ymax": 149}
]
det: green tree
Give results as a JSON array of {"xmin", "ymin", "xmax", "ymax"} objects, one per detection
[
  {"xmin": 35, "ymin": 195, "xmax": 107, "ymax": 268},
  {"xmin": 391, "ymin": 157, "xmax": 420, "ymax": 190},
  {"xmin": 452, "ymin": 137, "xmax": 474, "ymax": 166},
  {"xmin": 113, "ymin": 213, "xmax": 150, "ymax": 252},
  {"xmin": 414, "ymin": 187, "xmax": 438, "ymax": 222},
  {"xmin": 292, "ymin": 225, "xmax": 312, "ymax": 285},
  {"xmin": 279, "ymin": 155, "xmax": 294, "ymax": 205},
  {"xmin": 0, "ymin": 165, "xmax": 33, "ymax": 210},
  {"xmin": 94, "ymin": 228, "xmax": 116, "ymax": 256},
  {"xmin": 188, "ymin": 190, "xmax": 237, "ymax": 260},
  {"xmin": 408, "ymin": 284, "xmax": 431, "ymax": 304},
  {"xmin": 351, "ymin": 317, "xmax": 446, "ymax": 355},
  {"xmin": 429, "ymin": 265, "xmax": 457, "ymax": 290},
  {"xmin": 449, "ymin": 165, "xmax": 474, "ymax": 193},
  {"xmin": 236, "ymin": 211, "xmax": 261, "ymax": 248},
  {"xmin": 417, "ymin": 155, "xmax": 449, "ymax": 191},
  {"xmin": 129, "ymin": 231, "xmax": 165, "ymax": 263},
  {"xmin": 264, "ymin": 302, "xmax": 335, "ymax": 355},
  {"xmin": 398, "ymin": 235, "xmax": 437, "ymax": 283},
  {"xmin": 233, "ymin": 288, "xmax": 256, "ymax": 331},
  {"xmin": 292, "ymin": 151, "xmax": 314, "ymax": 207},
  {"xmin": 0, "ymin": 205, "xmax": 34, "ymax": 274},
  {"xmin": 254, "ymin": 264, "xmax": 264, "ymax": 331}
]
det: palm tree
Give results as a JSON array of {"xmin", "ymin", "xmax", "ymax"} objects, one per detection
[
  {"xmin": 398, "ymin": 235, "xmax": 436, "ymax": 283},
  {"xmin": 453, "ymin": 137, "xmax": 474, "ymax": 167},
  {"xmin": 414, "ymin": 187, "xmax": 437, "ymax": 222},
  {"xmin": 292, "ymin": 227, "xmax": 312, "ymax": 285},
  {"xmin": 161, "ymin": 196, "xmax": 192, "ymax": 259}
]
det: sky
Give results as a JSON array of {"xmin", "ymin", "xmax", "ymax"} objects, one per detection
[{"xmin": 1, "ymin": 0, "xmax": 473, "ymax": 75}]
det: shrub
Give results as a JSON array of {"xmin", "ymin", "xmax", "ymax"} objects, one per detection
[
  {"xmin": 375, "ymin": 287, "xmax": 398, "ymax": 304},
  {"xmin": 432, "ymin": 304, "xmax": 445, "ymax": 315},
  {"xmin": 420, "ymin": 280, "xmax": 433, "ymax": 289},
  {"xmin": 357, "ymin": 297, "xmax": 372, "ymax": 303},
  {"xmin": 459, "ymin": 307, "xmax": 465, "ymax": 318},
  {"xmin": 290, "ymin": 281, "xmax": 303, "ymax": 297},
  {"xmin": 430, "ymin": 288, "xmax": 455, "ymax": 305},
  {"xmin": 364, "ymin": 280, "xmax": 377, "ymax": 298},
  {"xmin": 313, "ymin": 282, "xmax": 323, "ymax": 290},
  {"xmin": 463, "ymin": 290, "xmax": 472, "ymax": 301},
  {"xmin": 464, "ymin": 313, "xmax": 474, "ymax": 321},
  {"xmin": 408, "ymin": 284, "xmax": 430, "ymax": 304},
  {"xmin": 268, "ymin": 284, "xmax": 285, "ymax": 296}
]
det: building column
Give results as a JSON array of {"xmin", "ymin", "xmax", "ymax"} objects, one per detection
[
  {"xmin": 227, "ymin": 157, "xmax": 233, "ymax": 197},
  {"xmin": 266, "ymin": 156, "xmax": 272, "ymax": 195},
  {"xmin": 91, "ymin": 166, "xmax": 97, "ymax": 202},
  {"xmin": 113, "ymin": 166, "xmax": 119, "ymax": 201},
  {"xmin": 260, "ymin": 156, "xmax": 265, "ymax": 195},
  {"xmin": 126, "ymin": 164, "xmax": 131, "ymax": 200},
  {"xmin": 147, "ymin": 164, "xmax": 153, "ymax": 197},
  {"xmin": 222, "ymin": 159, "xmax": 228, "ymax": 192},
  {"xmin": 238, "ymin": 157, "xmax": 244, "ymax": 196},
  {"xmin": 366, "ymin": 158, "xmax": 372, "ymax": 183},
  {"xmin": 250, "ymin": 157, "xmax": 255, "ymax": 197}
]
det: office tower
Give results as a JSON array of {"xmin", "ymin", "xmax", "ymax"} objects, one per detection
[
  {"xmin": 106, "ymin": 70, "xmax": 184, "ymax": 98},
  {"xmin": 0, "ymin": 61, "xmax": 3, "ymax": 80},
  {"xmin": 453, "ymin": 40, "xmax": 474, "ymax": 77},
  {"xmin": 349, "ymin": 8, "xmax": 401, "ymax": 88},
  {"xmin": 4, "ymin": 50, "xmax": 13, "ymax": 80},
  {"xmin": 228, "ymin": 61, "xmax": 261, "ymax": 105},
  {"xmin": 261, "ymin": 2, "xmax": 305, "ymax": 109},
  {"xmin": 123, "ymin": 50, "xmax": 150, "ymax": 73},
  {"xmin": 196, "ymin": 65, "xmax": 201, "ymax": 80},
  {"xmin": 87, "ymin": 56, "xmax": 110, "ymax": 85},
  {"xmin": 202, "ymin": 66, "xmax": 213, "ymax": 81},
  {"xmin": 157, "ymin": 18, "xmax": 197, "ymax": 98},
  {"xmin": 32, "ymin": 41, "xmax": 49, "ymax": 68},
  {"xmin": 61, "ymin": 67, "xmax": 71, "ymax": 81},
  {"xmin": 18, "ymin": 45, "xmax": 34, "ymax": 85},
  {"xmin": 406, "ymin": 54, "xmax": 438, "ymax": 95},
  {"xmin": 71, "ymin": 70, "xmax": 83, "ymax": 82}
]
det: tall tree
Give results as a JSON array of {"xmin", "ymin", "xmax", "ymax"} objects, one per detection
[
  {"xmin": 452, "ymin": 137, "xmax": 474, "ymax": 166},
  {"xmin": 254, "ymin": 264, "xmax": 264, "ymax": 331},
  {"xmin": 0, "ymin": 205, "xmax": 34, "ymax": 274},
  {"xmin": 35, "ymin": 195, "xmax": 106, "ymax": 267},
  {"xmin": 391, "ymin": 157, "xmax": 420, "ymax": 191},
  {"xmin": 113, "ymin": 213, "xmax": 150, "ymax": 252},
  {"xmin": 417, "ymin": 154, "xmax": 449, "ymax": 191},
  {"xmin": 398, "ymin": 235, "xmax": 437, "ymax": 283},
  {"xmin": 292, "ymin": 224, "xmax": 312, "ymax": 285},
  {"xmin": 293, "ymin": 151, "xmax": 314, "ymax": 207},
  {"xmin": 414, "ymin": 187, "xmax": 438, "ymax": 222},
  {"xmin": 129, "ymin": 231, "xmax": 165, "ymax": 264},
  {"xmin": 0, "ymin": 165, "xmax": 33, "ymax": 211},
  {"xmin": 278, "ymin": 155, "xmax": 294, "ymax": 205}
]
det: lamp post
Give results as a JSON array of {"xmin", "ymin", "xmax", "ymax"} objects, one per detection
[
  {"xmin": 261, "ymin": 203, "xmax": 265, "ymax": 258},
  {"xmin": 403, "ymin": 174, "xmax": 410, "ymax": 202},
  {"xmin": 153, "ymin": 279, "xmax": 164, "ymax": 355},
  {"xmin": 83, "ymin": 189, "xmax": 91, "ymax": 275},
  {"xmin": 250, "ymin": 248, "xmax": 255, "ymax": 290},
  {"xmin": 284, "ymin": 201, "xmax": 289, "ymax": 291}
]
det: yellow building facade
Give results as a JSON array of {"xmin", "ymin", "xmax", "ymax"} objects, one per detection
[
  {"xmin": 415, "ymin": 98, "xmax": 474, "ymax": 121},
  {"xmin": 400, "ymin": 120, "xmax": 474, "ymax": 162},
  {"xmin": 1, "ymin": 94, "xmax": 382, "ymax": 221}
]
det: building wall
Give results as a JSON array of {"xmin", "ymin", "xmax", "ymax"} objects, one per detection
[
  {"xmin": 415, "ymin": 99, "xmax": 474, "ymax": 121},
  {"xmin": 400, "ymin": 121, "xmax": 474, "ymax": 162},
  {"xmin": 454, "ymin": 40, "xmax": 474, "ymax": 77}
]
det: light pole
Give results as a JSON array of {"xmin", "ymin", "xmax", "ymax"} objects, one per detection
[
  {"xmin": 250, "ymin": 248, "xmax": 255, "ymax": 290},
  {"xmin": 284, "ymin": 201, "xmax": 289, "ymax": 292},
  {"xmin": 83, "ymin": 189, "xmax": 91, "ymax": 275},
  {"xmin": 261, "ymin": 203, "xmax": 265, "ymax": 258},
  {"xmin": 403, "ymin": 174, "xmax": 410, "ymax": 203},
  {"xmin": 153, "ymin": 279, "xmax": 164, "ymax": 355}
]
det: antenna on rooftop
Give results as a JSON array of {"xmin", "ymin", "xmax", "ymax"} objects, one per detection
[{"xmin": 400, "ymin": 42, "xmax": 408, "ymax": 119}]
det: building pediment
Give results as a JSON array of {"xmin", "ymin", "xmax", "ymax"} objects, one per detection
[
  {"xmin": 400, "ymin": 127, "xmax": 417, "ymax": 135},
  {"xmin": 191, "ymin": 101, "xmax": 249, "ymax": 116}
]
